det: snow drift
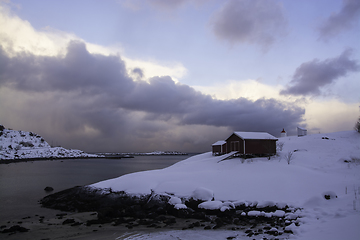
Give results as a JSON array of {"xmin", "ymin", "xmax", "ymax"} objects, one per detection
[{"xmin": 90, "ymin": 131, "xmax": 360, "ymax": 239}]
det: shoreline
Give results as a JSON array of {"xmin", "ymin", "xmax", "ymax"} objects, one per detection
[
  {"xmin": 29, "ymin": 186, "xmax": 299, "ymax": 239},
  {"xmin": 0, "ymin": 156, "xmax": 104, "ymax": 164},
  {"xmin": 0, "ymin": 153, "xmax": 189, "ymax": 164},
  {"xmin": 0, "ymin": 210, "xmax": 255, "ymax": 240}
]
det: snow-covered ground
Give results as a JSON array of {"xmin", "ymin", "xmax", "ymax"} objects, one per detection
[
  {"xmin": 91, "ymin": 131, "xmax": 360, "ymax": 240},
  {"xmin": 0, "ymin": 125, "xmax": 99, "ymax": 160}
]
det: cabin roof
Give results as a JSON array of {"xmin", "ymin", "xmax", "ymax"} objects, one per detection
[
  {"xmin": 233, "ymin": 131, "xmax": 278, "ymax": 140},
  {"xmin": 212, "ymin": 140, "xmax": 226, "ymax": 146}
]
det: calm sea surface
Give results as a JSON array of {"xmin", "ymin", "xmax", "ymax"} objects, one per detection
[{"xmin": 0, "ymin": 155, "xmax": 194, "ymax": 221}]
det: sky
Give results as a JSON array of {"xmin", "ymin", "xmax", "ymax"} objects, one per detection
[{"xmin": 0, "ymin": 0, "xmax": 359, "ymax": 153}]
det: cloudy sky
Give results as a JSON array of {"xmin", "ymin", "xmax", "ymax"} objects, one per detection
[{"xmin": 0, "ymin": 0, "xmax": 359, "ymax": 153}]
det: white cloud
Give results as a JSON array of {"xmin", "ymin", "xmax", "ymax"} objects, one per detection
[
  {"xmin": 0, "ymin": 4, "xmax": 73, "ymax": 56},
  {"xmin": 124, "ymin": 57, "xmax": 187, "ymax": 83},
  {"xmin": 193, "ymin": 79, "xmax": 283, "ymax": 101},
  {"xmin": 304, "ymin": 100, "xmax": 359, "ymax": 134},
  {"xmin": 0, "ymin": 3, "xmax": 186, "ymax": 83}
]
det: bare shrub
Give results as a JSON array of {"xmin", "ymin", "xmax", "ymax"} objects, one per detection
[
  {"xmin": 355, "ymin": 117, "xmax": 360, "ymax": 133},
  {"xmin": 277, "ymin": 142, "xmax": 284, "ymax": 152},
  {"xmin": 350, "ymin": 156, "xmax": 360, "ymax": 165},
  {"xmin": 284, "ymin": 151, "xmax": 294, "ymax": 164}
]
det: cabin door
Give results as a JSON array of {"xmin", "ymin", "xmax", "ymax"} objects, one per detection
[{"xmin": 230, "ymin": 141, "xmax": 239, "ymax": 152}]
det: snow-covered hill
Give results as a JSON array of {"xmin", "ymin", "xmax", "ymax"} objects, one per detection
[
  {"xmin": 91, "ymin": 130, "xmax": 360, "ymax": 240},
  {"xmin": 0, "ymin": 125, "xmax": 99, "ymax": 160}
]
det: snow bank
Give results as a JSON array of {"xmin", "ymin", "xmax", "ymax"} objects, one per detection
[
  {"xmin": 90, "ymin": 131, "xmax": 360, "ymax": 239},
  {"xmin": 191, "ymin": 187, "xmax": 214, "ymax": 201},
  {"xmin": 91, "ymin": 131, "xmax": 360, "ymax": 204},
  {"xmin": 198, "ymin": 201, "xmax": 224, "ymax": 210}
]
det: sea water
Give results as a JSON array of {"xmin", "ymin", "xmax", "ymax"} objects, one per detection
[{"xmin": 0, "ymin": 155, "xmax": 193, "ymax": 221}]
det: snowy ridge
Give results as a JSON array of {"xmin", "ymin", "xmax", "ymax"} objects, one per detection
[
  {"xmin": 0, "ymin": 125, "xmax": 99, "ymax": 160},
  {"xmin": 91, "ymin": 131, "xmax": 360, "ymax": 239}
]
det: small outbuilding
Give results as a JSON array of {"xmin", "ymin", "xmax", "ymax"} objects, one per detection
[
  {"xmin": 297, "ymin": 127, "xmax": 307, "ymax": 137},
  {"xmin": 212, "ymin": 140, "xmax": 227, "ymax": 156},
  {"xmin": 224, "ymin": 131, "xmax": 278, "ymax": 156}
]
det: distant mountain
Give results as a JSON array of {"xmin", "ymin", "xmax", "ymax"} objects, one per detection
[{"xmin": 0, "ymin": 125, "xmax": 100, "ymax": 160}]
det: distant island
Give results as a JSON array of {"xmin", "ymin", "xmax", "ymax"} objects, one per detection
[
  {"xmin": 0, "ymin": 125, "xmax": 187, "ymax": 163},
  {"xmin": 100, "ymin": 151, "xmax": 188, "ymax": 159},
  {"xmin": 0, "ymin": 125, "xmax": 101, "ymax": 162}
]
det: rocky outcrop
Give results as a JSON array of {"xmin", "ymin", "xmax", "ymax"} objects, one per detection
[
  {"xmin": 0, "ymin": 125, "xmax": 101, "ymax": 161},
  {"xmin": 40, "ymin": 186, "xmax": 302, "ymax": 236}
]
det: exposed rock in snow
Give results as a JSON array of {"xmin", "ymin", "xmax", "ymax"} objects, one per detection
[{"xmin": 322, "ymin": 191, "xmax": 337, "ymax": 200}]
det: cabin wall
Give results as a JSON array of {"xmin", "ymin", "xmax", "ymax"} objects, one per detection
[
  {"xmin": 212, "ymin": 143, "xmax": 227, "ymax": 155},
  {"xmin": 245, "ymin": 139, "xmax": 277, "ymax": 154},
  {"xmin": 297, "ymin": 128, "xmax": 307, "ymax": 137},
  {"xmin": 212, "ymin": 145, "xmax": 220, "ymax": 152}
]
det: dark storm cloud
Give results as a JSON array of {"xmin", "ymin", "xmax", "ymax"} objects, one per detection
[
  {"xmin": 132, "ymin": 67, "xmax": 144, "ymax": 78},
  {"xmin": 318, "ymin": 0, "xmax": 360, "ymax": 40},
  {"xmin": 121, "ymin": 76, "xmax": 210, "ymax": 114},
  {"xmin": 280, "ymin": 49, "xmax": 359, "ymax": 96},
  {"xmin": 211, "ymin": 0, "xmax": 287, "ymax": 50},
  {"xmin": 181, "ymin": 98, "xmax": 303, "ymax": 134},
  {"xmin": 0, "ymin": 41, "xmax": 304, "ymax": 152},
  {"xmin": 0, "ymin": 41, "xmax": 133, "ymax": 94}
]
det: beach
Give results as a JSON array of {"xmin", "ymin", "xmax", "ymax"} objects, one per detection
[{"xmin": 1, "ymin": 210, "xmax": 254, "ymax": 240}]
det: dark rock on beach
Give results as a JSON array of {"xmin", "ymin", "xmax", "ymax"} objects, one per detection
[
  {"xmin": 44, "ymin": 186, "xmax": 54, "ymax": 192},
  {"xmin": 40, "ymin": 186, "xmax": 168, "ymax": 220},
  {"xmin": 39, "ymin": 186, "xmax": 301, "ymax": 237},
  {"xmin": 0, "ymin": 225, "xmax": 29, "ymax": 234},
  {"xmin": 62, "ymin": 218, "xmax": 75, "ymax": 225}
]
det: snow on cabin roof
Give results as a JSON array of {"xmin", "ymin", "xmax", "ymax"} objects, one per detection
[
  {"xmin": 297, "ymin": 126, "xmax": 307, "ymax": 131},
  {"xmin": 212, "ymin": 140, "xmax": 226, "ymax": 146},
  {"xmin": 233, "ymin": 131, "xmax": 278, "ymax": 140}
]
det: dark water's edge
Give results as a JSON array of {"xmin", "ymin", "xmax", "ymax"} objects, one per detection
[
  {"xmin": 0, "ymin": 154, "xmax": 192, "ymax": 164},
  {"xmin": 0, "ymin": 155, "xmax": 193, "ymax": 222},
  {"xmin": 0, "ymin": 156, "xmax": 102, "ymax": 164}
]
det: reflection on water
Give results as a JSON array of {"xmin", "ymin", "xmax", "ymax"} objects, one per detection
[{"xmin": 0, "ymin": 155, "xmax": 194, "ymax": 221}]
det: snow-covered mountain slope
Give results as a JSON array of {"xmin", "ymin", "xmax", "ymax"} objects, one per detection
[
  {"xmin": 0, "ymin": 125, "xmax": 99, "ymax": 160},
  {"xmin": 91, "ymin": 130, "xmax": 360, "ymax": 240}
]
